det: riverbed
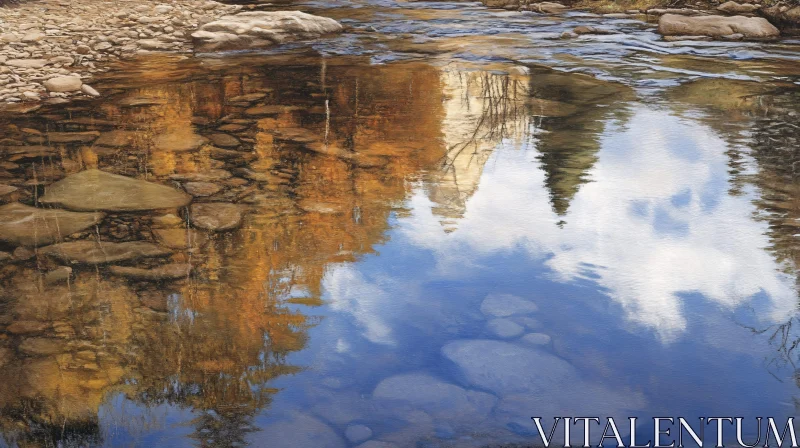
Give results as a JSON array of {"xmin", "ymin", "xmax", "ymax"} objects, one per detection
[{"xmin": 0, "ymin": 1, "xmax": 799, "ymax": 447}]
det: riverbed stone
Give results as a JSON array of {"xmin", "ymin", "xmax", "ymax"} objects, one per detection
[
  {"xmin": 487, "ymin": 318, "xmax": 525, "ymax": 338},
  {"xmin": 521, "ymin": 332, "xmax": 552, "ymax": 346},
  {"xmin": 39, "ymin": 169, "xmax": 192, "ymax": 212},
  {"xmin": 255, "ymin": 412, "xmax": 346, "ymax": 448},
  {"xmin": 27, "ymin": 131, "xmax": 99, "ymax": 144},
  {"xmin": 208, "ymin": 133, "xmax": 240, "ymax": 148},
  {"xmin": 43, "ymin": 76, "xmax": 83, "ymax": 93},
  {"xmin": 191, "ymin": 11, "xmax": 344, "ymax": 52},
  {"xmin": 717, "ymin": 1, "xmax": 760, "ymax": 14},
  {"xmin": 153, "ymin": 228, "xmax": 208, "ymax": 249},
  {"xmin": 244, "ymin": 105, "xmax": 302, "ymax": 116},
  {"xmin": 345, "ymin": 425, "xmax": 373, "ymax": 444},
  {"xmin": 441, "ymin": 339, "xmax": 575, "ymax": 395},
  {"xmin": 94, "ymin": 130, "xmax": 138, "ymax": 148},
  {"xmin": 7, "ymin": 320, "xmax": 49, "ymax": 335},
  {"xmin": 0, "ymin": 185, "xmax": 17, "ymax": 197},
  {"xmin": 657, "ymin": 13, "xmax": 779, "ymax": 38},
  {"xmin": 43, "ymin": 266, "xmax": 72, "ymax": 285},
  {"xmin": 6, "ymin": 59, "xmax": 48, "ymax": 69},
  {"xmin": 0, "ymin": 203, "xmax": 105, "ymax": 247},
  {"xmin": 40, "ymin": 241, "xmax": 171, "ymax": 264},
  {"xmin": 190, "ymin": 202, "xmax": 243, "ymax": 231},
  {"xmin": 153, "ymin": 132, "xmax": 209, "ymax": 152},
  {"xmin": 109, "ymin": 263, "xmax": 192, "ymax": 280},
  {"xmin": 480, "ymin": 293, "xmax": 538, "ymax": 317},
  {"xmin": 19, "ymin": 337, "xmax": 66, "ymax": 356},
  {"xmin": 183, "ymin": 181, "xmax": 222, "ymax": 197}
]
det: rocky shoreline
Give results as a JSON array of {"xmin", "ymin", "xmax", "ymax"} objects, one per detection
[{"xmin": 0, "ymin": 0, "xmax": 245, "ymax": 106}]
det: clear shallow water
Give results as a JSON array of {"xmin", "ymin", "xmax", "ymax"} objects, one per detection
[{"xmin": 0, "ymin": 3, "xmax": 799, "ymax": 447}]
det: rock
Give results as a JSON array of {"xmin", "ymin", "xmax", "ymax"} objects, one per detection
[
  {"xmin": 169, "ymin": 170, "xmax": 232, "ymax": 182},
  {"xmin": 0, "ymin": 184, "xmax": 17, "ymax": 196},
  {"xmin": 573, "ymin": 25, "xmax": 615, "ymax": 34},
  {"xmin": 345, "ymin": 425, "xmax": 373, "ymax": 444},
  {"xmin": 191, "ymin": 11, "xmax": 344, "ymax": 52},
  {"xmin": 216, "ymin": 123, "xmax": 249, "ymax": 132},
  {"xmin": 153, "ymin": 132, "xmax": 209, "ymax": 152},
  {"xmin": 531, "ymin": 2, "xmax": 568, "ymax": 13},
  {"xmin": 43, "ymin": 266, "xmax": 72, "ymax": 285},
  {"xmin": 39, "ymin": 169, "xmax": 192, "ymax": 212},
  {"xmin": 760, "ymin": 5, "xmax": 800, "ymax": 32},
  {"xmin": 76, "ymin": 45, "xmax": 91, "ymax": 54},
  {"xmin": 717, "ymin": 1, "xmax": 760, "ymax": 14},
  {"xmin": 244, "ymin": 105, "xmax": 301, "ymax": 116},
  {"xmin": 208, "ymin": 133, "xmax": 240, "ymax": 148},
  {"xmin": 0, "ymin": 203, "xmax": 105, "ymax": 247},
  {"xmin": 521, "ymin": 332, "xmax": 552, "ymax": 346},
  {"xmin": 13, "ymin": 246, "xmax": 35, "ymax": 260},
  {"xmin": 190, "ymin": 203, "xmax": 243, "ymax": 231},
  {"xmin": 49, "ymin": 55, "xmax": 74, "ymax": 65},
  {"xmin": 94, "ymin": 130, "xmax": 137, "ymax": 148},
  {"xmin": 662, "ymin": 35, "xmax": 714, "ymax": 41},
  {"xmin": 94, "ymin": 41, "xmax": 113, "ymax": 51},
  {"xmin": 272, "ymin": 127, "xmax": 317, "ymax": 144},
  {"xmin": 153, "ymin": 228, "xmax": 208, "ymax": 249},
  {"xmin": 372, "ymin": 373, "xmax": 497, "ymax": 419},
  {"xmin": 228, "ymin": 92, "xmax": 267, "ymax": 103},
  {"xmin": 39, "ymin": 241, "xmax": 172, "ymax": 264},
  {"xmin": 109, "ymin": 263, "xmax": 192, "ymax": 280},
  {"xmin": 257, "ymin": 413, "xmax": 346, "ymax": 448},
  {"xmin": 487, "ymin": 318, "xmax": 525, "ymax": 338},
  {"xmin": 6, "ymin": 321, "xmax": 49, "ymax": 335},
  {"xmin": 0, "ymin": 251, "xmax": 10, "ymax": 262},
  {"xmin": 80, "ymin": 84, "xmax": 101, "ymax": 97},
  {"xmin": 119, "ymin": 96, "xmax": 168, "ymax": 107},
  {"xmin": 28, "ymin": 131, "xmax": 99, "ymax": 144},
  {"xmin": 43, "ymin": 76, "xmax": 83, "ymax": 93},
  {"xmin": 183, "ymin": 181, "xmax": 222, "ymax": 197},
  {"xmin": 441, "ymin": 339, "xmax": 576, "ymax": 395},
  {"xmin": 480, "ymin": 293, "xmax": 538, "ymax": 317},
  {"xmin": 657, "ymin": 13, "xmax": 779, "ymax": 38},
  {"xmin": 139, "ymin": 39, "xmax": 170, "ymax": 51},
  {"xmin": 19, "ymin": 337, "xmax": 66, "ymax": 356},
  {"xmin": 6, "ymin": 59, "xmax": 48, "ymax": 69},
  {"xmin": 152, "ymin": 214, "xmax": 185, "ymax": 228},
  {"xmin": 21, "ymin": 32, "xmax": 46, "ymax": 42}
]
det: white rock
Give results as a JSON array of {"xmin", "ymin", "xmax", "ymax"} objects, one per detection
[
  {"xmin": 372, "ymin": 372, "xmax": 497, "ymax": 419},
  {"xmin": 480, "ymin": 293, "xmax": 538, "ymax": 317},
  {"xmin": 80, "ymin": 84, "xmax": 100, "ymax": 96},
  {"xmin": 345, "ymin": 425, "xmax": 373, "ymax": 444},
  {"xmin": 521, "ymin": 332, "xmax": 552, "ymax": 346},
  {"xmin": 487, "ymin": 318, "xmax": 525, "ymax": 338},
  {"xmin": 43, "ymin": 75, "xmax": 82, "ymax": 92}
]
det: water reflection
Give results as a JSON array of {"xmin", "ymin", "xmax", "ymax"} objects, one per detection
[{"xmin": 0, "ymin": 51, "xmax": 799, "ymax": 446}]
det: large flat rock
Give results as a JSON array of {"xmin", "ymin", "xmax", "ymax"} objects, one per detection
[
  {"xmin": 658, "ymin": 13, "xmax": 779, "ymax": 38},
  {"xmin": 0, "ymin": 203, "xmax": 105, "ymax": 247},
  {"xmin": 39, "ymin": 169, "xmax": 192, "ymax": 212},
  {"xmin": 40, "ymin": 241, "xmax": 171, "ymax": 264},
  {"xmin": 191, "ymin": 11, "xmax": 344, "ymax": 52}
]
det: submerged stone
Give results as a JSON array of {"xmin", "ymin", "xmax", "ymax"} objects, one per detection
[
  {"xmin": 0, "ymin": 184, "xmax": 18, "ymax": 196},
  {"xmin": 0, "ymin": 203, "xmax": 105, "ymax": 247},
  {"xmin": 190, "ymin": 203, "xmax": 243, "ymax": 231},
  {"xmin": 109, "ymin": 263, "xmax": 192, "ymax": 280},
  {"xmin": 183, "ymin": 181, "xmax": 222, "ymax": 197},
  {"xmin": 487, "ymin": 318, "xmax": 525, "ymax": 338},
  {"xmin": 372, "ymin": 372, "xmax": 497, "ymax": 419},
  {"xmin": 244, "ymin": 105, "xmax": 302, "ymax": 116},
  {"xmin": 39, "ymin": 169, "xmax": 192, "ymax": 212},
  {"xmin": 27, "ymin": 131, "xmax": 100, "ymax": 144},
  {"xmin": 94, "ymin": 130, "xmax": 138, "ymax": 148},
  {"xmin": 40, "ymin": 241, "xmax": 171, "ymax": 264},
  {"xmin": 152, "ymin": 132, "xmax": 209, "ymax": 152},
  {"xmin": 480, "ymin": 293, "xmax": 538, "ymax": 317},
  {"xmin": 153, "ymin": 228, "xmax": 208, "ymax": 249},
  {"xmin": 208, "ymin": 133, "xmax": 240, "ymax": 148}
]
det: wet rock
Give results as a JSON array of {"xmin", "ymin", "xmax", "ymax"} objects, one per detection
[
  {"xmin": 0, "ymin": 203, "xmax": 105, "ymax": 247},
  {"xmin": 169, "ymin": 170, "xmax": 232, "ymax": 182},
  {"xmin": 521, "ymin": 332, "xmax": 552, "ymax": 346},
  {"xmin": 109, "ymin": 263, "xmax": 192, "ymax": 280},
  {"xmin": 40, "ymin": 241, "xmax": 171, "ymax": 264},
  {"xmin": 19, "ymin": 337, "xmax": 66, "ymax": 356},
  {"xmin": 297, "ymin": 200, "xmax": 345, "ymax": 214},
  {"xmin": 228, "ymin": 92, "xmax": 267, "ymax": 103},
  {"xmin": 153, "ymin": 228, "xmax": 208, "ymax": 249},
  {"xmin": 573, "ymin": 25, "xmax": 616, "ymax": 35},
  {"xmin": 153, "ymin": 132, "xmax": 209, "ymax": 152},
  {"xmin": 244, "ymin": 105, "xmax": 302, "ymax": 116},
  {"xmin": 373, "ymin": 373, "xmax": 497, "ymax": 419},
  {"xmin": 190, "ymin": 202, "xmax": 243, "ymax": 231},
  {"xmin": 0, "ymin": 184, "xmax": 17, "ymax": 197},
  {"xmin": 27, "ymin": 131, "xmax": 100, "ymax": 144},
  {"xmin": 760, "ymin": 5, "xmax": 800, "ymax": 32},
  {"xmin": 192, "ymin": 11, "xmax": 344, "ymax": 52},
  {"xmin": 43, "ymin": 76, "xmax": 83, "ymax": 93},
  {"xmin": 94, "ymin": 130, "xmax": 137, "ymax": 148},
  {"xmin": 216, "ymin": 123, "xmax": 249, "ymax": 132},
  {"xmin": 13, "ymin": 246, "xmax": 35, "ymax": 260},
  {"xmin": 80, "ymin": 84, "xmax": 101, "ymax": 97},
  {"xmin": 531, "ymin": 1, "xmax": 568, "ymax": 13},
  {"xmin": 151, "ymin": 214, "xmax": 185, "ymax": 228},
  {"xmin": 0, "ymin": 251, "xmax": 10, "ymax": 262},
  {"xmin": 487, "ymin": 318, "xmax": 525, "ymax": 338},
  {"xmin": 663, "ymin": 35, "xmax": 714, "ymax": 41},
  {"xmin": 272, "ymin": 127, "xmax": 318, "ymax": 144},
  {"xmin": 43, "ymin": 266, "xmax": 72, "ymax": 285},
  {"xmin": 40, "ymin": 169, "xmax": 192, "ymax": 212},
  {"xmin": 346, "ymin": 425, "xmax": 373, "ymax": 444},
  {"xmin": 717, "ymin": 1, "xmax": 760, "ymax": 14},
  {"xmin": 119, "ymin": 96, "xmax": 168, "ymax": 107},
  {"xmin": 657, "ymin": 13, "xmax": 779, "ymax": 38},
  {"xmin": 208, "ymin": 133, "xmax": 240, "ymax": 148},
  {"xmin": 480, "ymin": 293, "xmax": 538, "ymax": 317},
  {"xmin": 6, "ymin": 320, "xmax": 49, "ymax": 335},
  {"xmin": 441, "ymin": 339, "xmax": 576, "ymax": 395},
  {"xmin": 184, "ymin": 181, "xmax": 222, "ymax": 197}
]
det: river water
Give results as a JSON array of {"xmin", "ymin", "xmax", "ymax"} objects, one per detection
[{"xmin": 0, "ymin": 1, "xmax": 800, "ymax": 447}]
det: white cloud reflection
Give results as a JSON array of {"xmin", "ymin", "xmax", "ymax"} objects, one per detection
[{"xmin": 400, "ymin": 106, "xmax": 797, "ymax": 341}]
